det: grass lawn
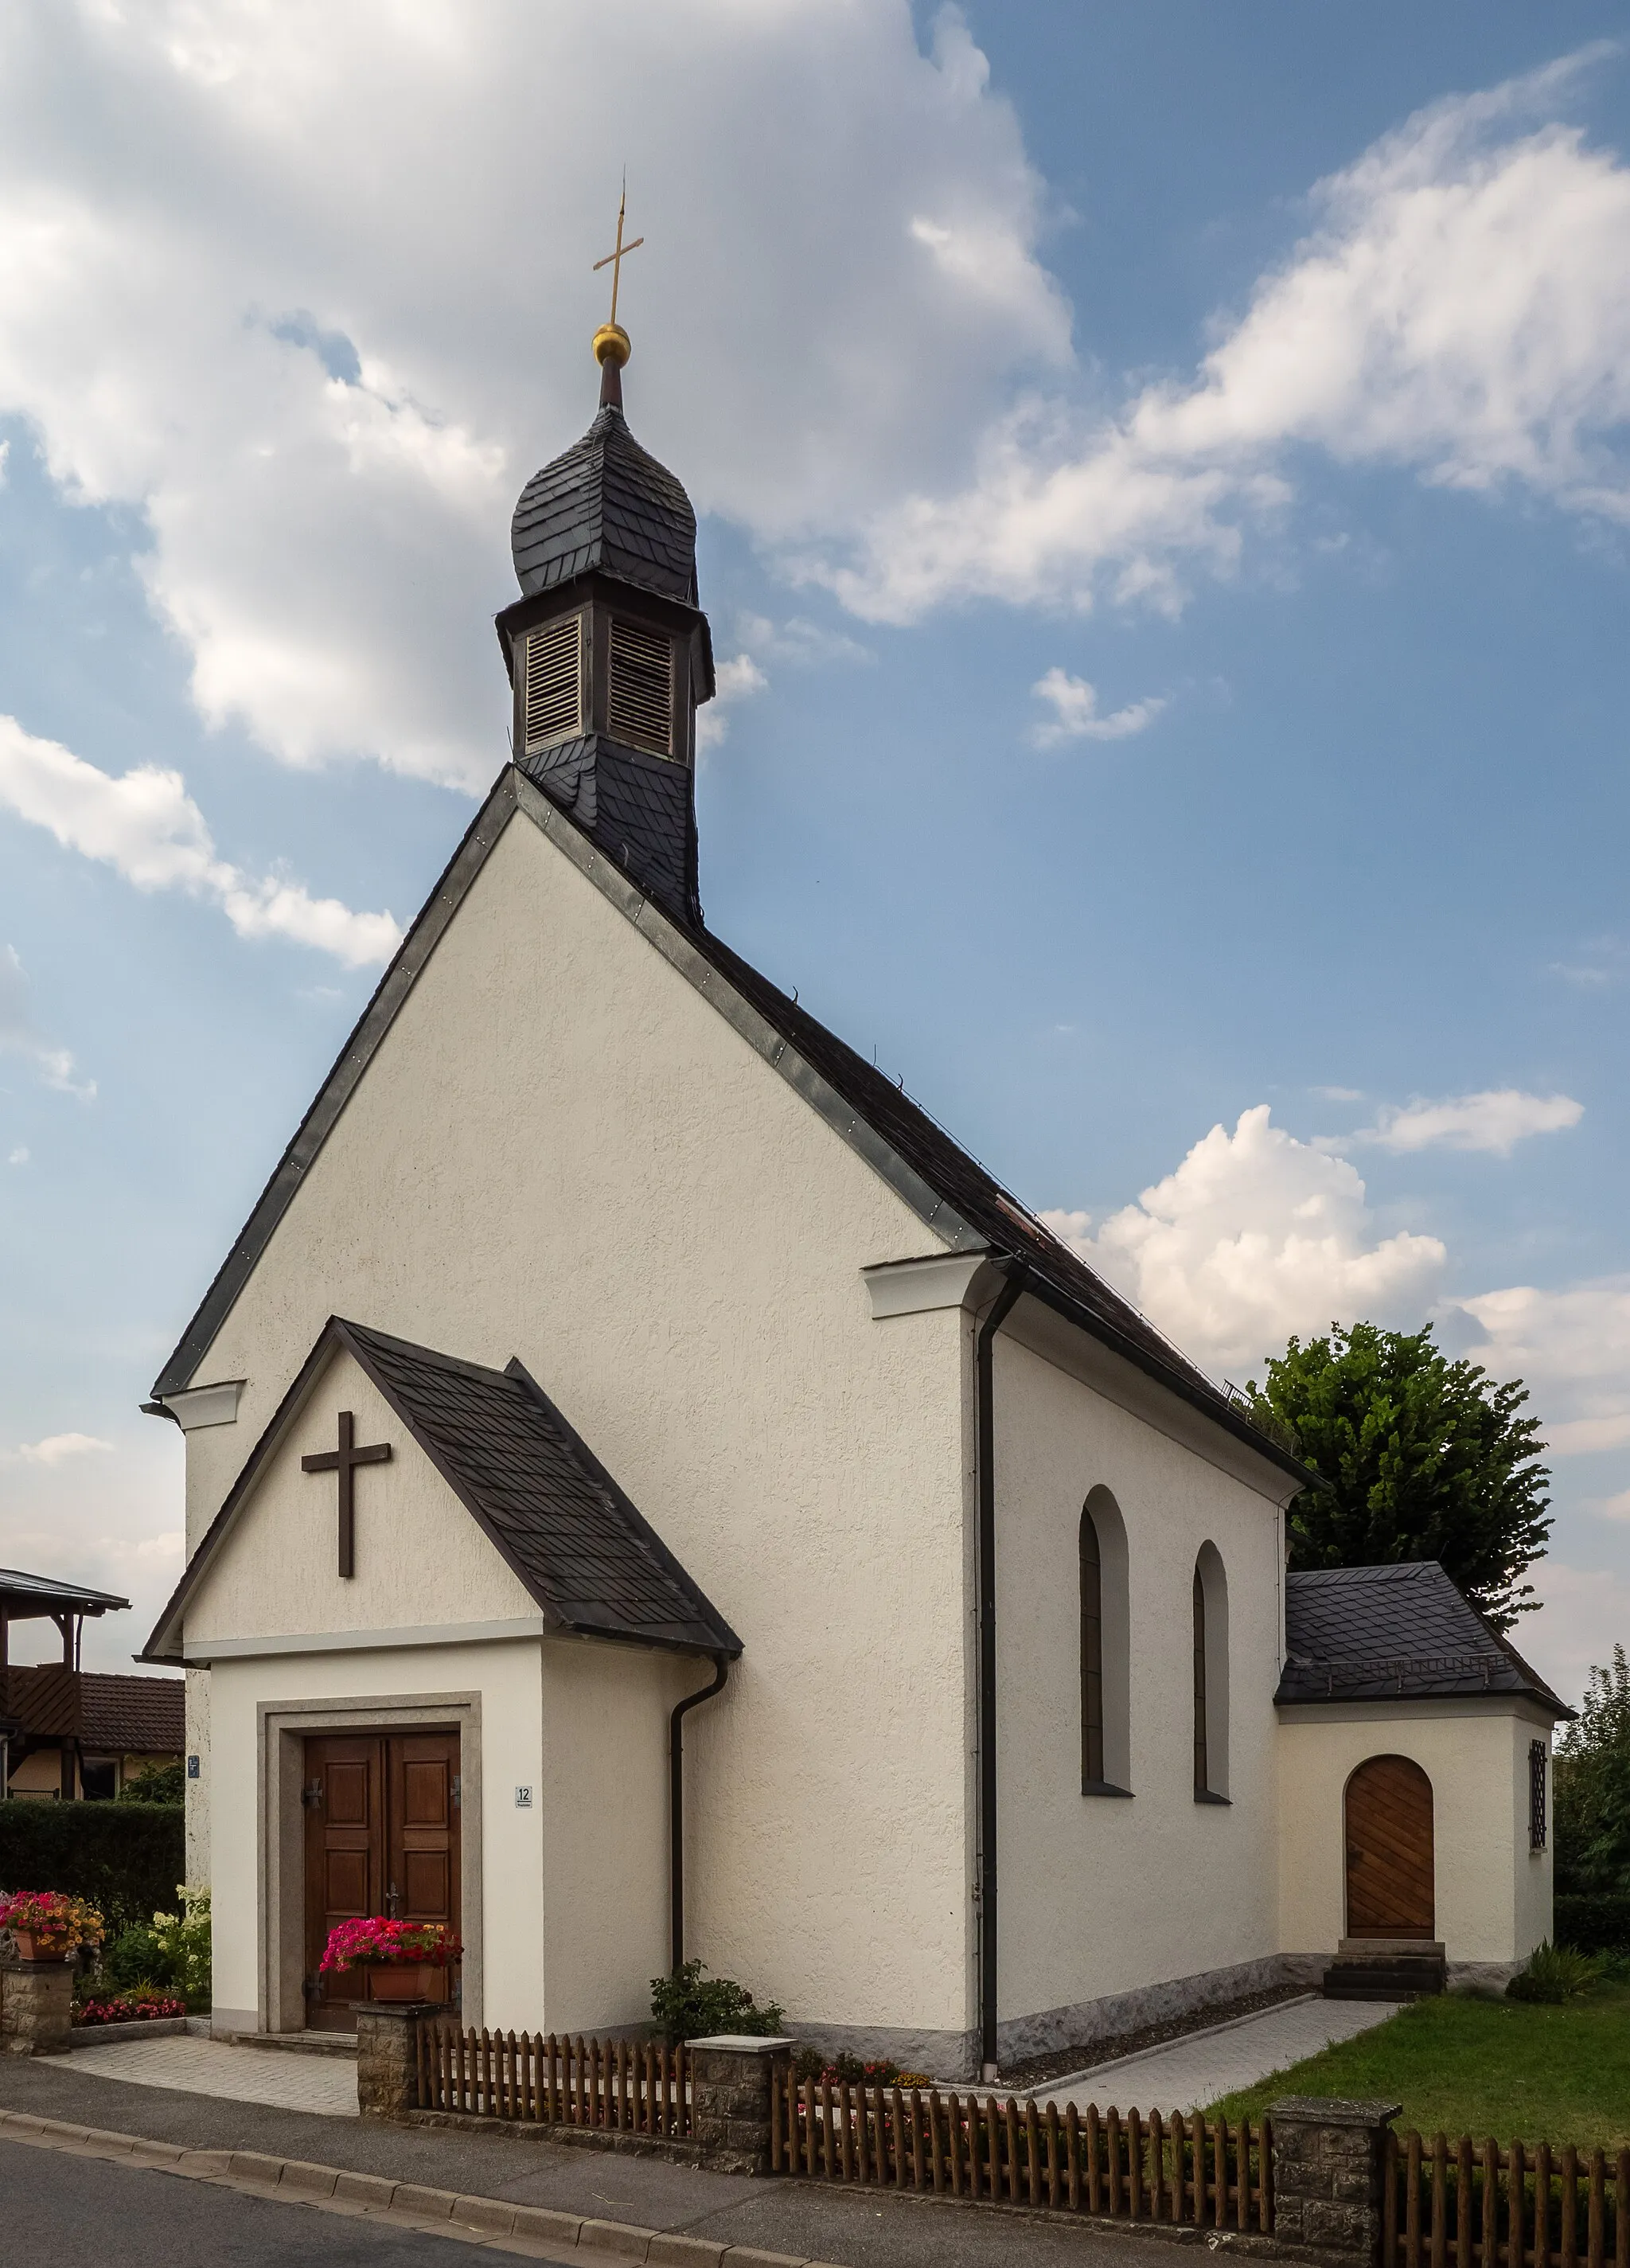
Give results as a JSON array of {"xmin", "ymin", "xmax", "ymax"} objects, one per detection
[{"xmin": 1207, "ymin": 1984, "xmax": 1630, "ymax": 2153}]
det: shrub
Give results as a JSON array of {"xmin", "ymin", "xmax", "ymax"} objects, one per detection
[
  {"xmin": 649, "ymin": 1960, "xmax": 784, "ymax": 2046},
  {"xmin": 1554, "ymin": 1891, "xmax": 1630, "ymax": 1955},
  {"xmin": 790, "ymin": 2049, "xmax": 930, "ymax": 2088},
  {"xmin": 103, "ymin": 1923, "xmax": 167, "ymax": 1992},
  {"xmin": 150, "ymin": 1887, "xmax": 211, "ymax": 2001},
  {"xmin": 117, "ymin": 1762, "xmax": 185, "ymax": 1805},
  {"xmin": 0, "ymin": 1801, "xmax": 183, "ymax": 1935},
  {"xmin": 1506, "ymin": 1939, "xmax": 1604, "ymax": 2003}
]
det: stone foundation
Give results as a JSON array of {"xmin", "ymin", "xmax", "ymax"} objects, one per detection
[
  {"xmin": 0, "ymin": 1958, "xmax": 75, "ymax": 2056},
  {"xmin": 1271, "ymin": 2096, "xmax": 1400, "ymax": 2266}
]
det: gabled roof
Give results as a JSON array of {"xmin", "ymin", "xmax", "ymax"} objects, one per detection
[
  {"xmin": 1278, "ymin": 1561, "xmax": 1570, "ymax": 1717},
  {"xmin": 510, "ymin": 405, "xmax": 696, "ymax": 603},
  {"xmin": 143, "ymin": 1316, "xmax": 741, "ymax": 1665},
  {"xmin": 0, "ymin": 1567, "xmax": 131, "ymax": 1618},
  {"xmin": 147, "ymin": 765, "xmax": 1309, "ymax": 1491}
]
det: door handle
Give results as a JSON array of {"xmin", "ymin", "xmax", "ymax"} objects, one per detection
[{"xmin": 386, "ymin": 1879, "xmax": 400, "ymax": 1918}]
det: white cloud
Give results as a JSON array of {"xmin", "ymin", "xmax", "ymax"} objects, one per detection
[
  {"xmin": 830, "ymin": 53, "xmax": 1630, "ymax": 620},
  {"xmin": 735, "ymin": 614, "xmax": 873, "ymax": 669},
  {"xmin": 1030, "ymin": 667, "xmax": 1164, "ymax": 747},
  {"xmin": 1359, "ymin": 1088, "xmax": 1584, "ymax": 1155},
  {"xmin": 0, "ymin": 941, "xmax": 91, "ymax": 1097},
  {"xmin": 1519, "ymin": 1558, "xmax": 1630, "ymax": 1708},
  {"xmin": 0, "ymin": 716, "xmax": 400, "ymax": 967},
  {"xmin": 1312, "ymin": 1085, "xmax": 1364, "ymax": 1103},
  {"xmin": 1041, "ymin": 1103, "xmax": 1447, "ymax": 1379},
  {"xmin": 14, "ymin": 1431, "xmax": 114, "ymax": 1466},
  {"xmin": 694, "ymin": 654, "xmax": 770, "ymax": 755},
  {"xmin": 6, "ymin": 1146, "xmax": 27, "ymax": 1166},
  {"xmin": 0, "ymin": 2, "xmax": 1066, "ymax": 787},
  {"xmin": 1451, "ymin": 1279, "xmax": 1630, "ymax": 1457}
]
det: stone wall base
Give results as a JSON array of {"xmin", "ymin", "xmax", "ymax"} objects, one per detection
[
  {"xmin": 1446, "ymin": 1961, "xmax": 1519, "ymax": 1999},
  {"xmin": 783, "ymin": 1952, "xmax": 1330, "ymax": 2083}
]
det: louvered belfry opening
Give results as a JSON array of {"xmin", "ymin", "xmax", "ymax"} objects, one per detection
[
  {"xmin": 607, "ymin": 619, "xmax": 673, "ymax": 758},
  {"xmin": 522, "ymin": 616, "xmax": 583, "ymax": 751}
]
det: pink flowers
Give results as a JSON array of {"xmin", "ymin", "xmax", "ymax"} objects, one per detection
[
  {"xmin": 75, "ymin": 1995, "xmax": 185, "ymax": 2028},
  {"xmin": 319, "ymin": 1918, "xmax": 462, "ymax": 1973}
]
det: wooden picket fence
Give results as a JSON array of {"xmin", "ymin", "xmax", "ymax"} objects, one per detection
[
  {"xmin": 415, "ymin": 2021, "xmax": 690, "ymax": 2138},
  {"xmin": 769, "ymin": 2070, "xmax": 1271, "ymax": 2225},
  {"xmin": 1385, "ymin": 2131, "xmax": 1630, "ymax": 2268}
]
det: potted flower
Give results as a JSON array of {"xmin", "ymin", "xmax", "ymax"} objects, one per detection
[
  {"xmin": 319, "ymin": 1918, "xmax": 461, "ymax": 2005},
  {"xmin": 0, "ymin": 1891, "xmax": 105, "ymax": 1964}
]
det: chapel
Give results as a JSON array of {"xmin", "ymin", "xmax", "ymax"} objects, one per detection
[{"xmin": 142, "ymin": 288, "xmax": 1566, "ymax": 2071}]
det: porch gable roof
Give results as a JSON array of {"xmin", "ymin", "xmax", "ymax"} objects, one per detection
[{"xmin": 142, "ymin": 1316, "xmax": 741, "ymax": 1666}]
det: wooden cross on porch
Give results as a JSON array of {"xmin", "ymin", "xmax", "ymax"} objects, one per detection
[{"xmin": 301, "ymin": 1411, "xmax": 391, "ymax": 1579}]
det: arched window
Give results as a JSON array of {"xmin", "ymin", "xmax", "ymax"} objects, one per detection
[
  {"xmin": 1081, "ymin": 1514, "xmax": 1104, "ymax": 1785},
  {"xmin": 1193, "ymin": 1542, "xmax": 1230, "ymax": 1802},
  {"xmin": 1080, "ymin": 1490, "xmax": 1133, "ymax": 1797}
]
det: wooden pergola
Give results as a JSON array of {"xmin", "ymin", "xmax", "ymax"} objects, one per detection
[{"xmin": 0, "ymin": 1567, "xmax": 131, "ymax": 1801}]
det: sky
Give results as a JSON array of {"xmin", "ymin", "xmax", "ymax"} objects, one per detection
[{"xmin": 1, "ymin": 2, "xmax": 1628, "ymax": 1701}]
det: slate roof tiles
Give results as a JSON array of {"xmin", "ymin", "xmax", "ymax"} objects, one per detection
[
  {"xmin": 1279, "ymin": 1561, "xmax": 1568, "ymax": 1715},
  {"xmin": 511, "ymin": 407, "xmax": 696, "ymax": 603}
]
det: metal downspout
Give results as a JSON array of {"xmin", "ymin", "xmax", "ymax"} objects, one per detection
[
  {"xmin": 669, "ymin": 1654, "xmax": 730, "ymax": 1973},
  {"xmin": 976, "ymin": 1261, "xmax": 1028, "ymax": 2080}
]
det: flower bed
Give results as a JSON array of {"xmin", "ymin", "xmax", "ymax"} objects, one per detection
[{"xmin": 74, "ymin": 1993, "xmax": 186, "ymax": 2028}]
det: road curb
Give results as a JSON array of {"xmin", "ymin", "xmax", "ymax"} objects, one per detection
[{"xmin": 0, "ymin": 2106, "xmax": 849, "ymax": 2265}]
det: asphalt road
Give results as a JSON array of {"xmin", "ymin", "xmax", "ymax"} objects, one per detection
[{"xmin": 0, "ymin": 2137, "xmax": 479, "ymax": 2266}]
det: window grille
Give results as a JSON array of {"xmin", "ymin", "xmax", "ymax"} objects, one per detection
[
  {"xmin": 522, "ymin": 617, "xmax": 583, "ymax": 750},
  {"xmin": 608, "ymin": 619, "xmax": 673, "ymax": 756},
  {"xmin": 1529, "ymin": 1739, "xmax": 1547, "ymax": 1850}
]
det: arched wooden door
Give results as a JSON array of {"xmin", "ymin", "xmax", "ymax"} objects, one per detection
[{"xmin": 1345, "ymin": 1755, "xmax": 1434, "ymax": 1938}]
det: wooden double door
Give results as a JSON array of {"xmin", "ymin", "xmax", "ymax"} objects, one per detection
[
  {"xmin": 1345, "ymin": 1754, "xmax": 1435, "ymax": 1939},
  {"xmin": 302, "ymin": 1731, "xmax": 461, "ymax": 2030}
]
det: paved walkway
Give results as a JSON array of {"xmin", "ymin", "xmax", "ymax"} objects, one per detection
[
  {"xmin": 66, "ymin": 2034, "xmax": 358, "ymax": 2118},
  {"xmin": 1032, "ymin": 1992, "xmax": 1403, "ymax": 2116}
]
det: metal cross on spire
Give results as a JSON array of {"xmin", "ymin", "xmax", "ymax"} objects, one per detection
[{"xmin": 593, "ymin": 178, "xmax": 644, "ymax": 330}]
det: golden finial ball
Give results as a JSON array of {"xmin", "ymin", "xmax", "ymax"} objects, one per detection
[{"xmin": 593, "ymin": 322, "xmax": 631, "ymax": 370}]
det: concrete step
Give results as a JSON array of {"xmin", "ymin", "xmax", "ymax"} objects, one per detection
[{"xmin": 1323, "ymin": 1958, "xmax": 1445, "ymax": 2001}]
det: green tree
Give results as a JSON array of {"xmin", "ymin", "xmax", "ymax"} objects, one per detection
[
  {"xmin": 1245, "ymin": 1320, "xmax": 1551, "ymax": 1626},
  {"xmin": 1554, "ymin": 1645, "xmax": 1630, "ymax": 1896}
]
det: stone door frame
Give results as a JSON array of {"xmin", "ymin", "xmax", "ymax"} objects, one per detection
[{"xmin": 256, "ymin": 1691, "xmax": 483, "ymax": 2037}]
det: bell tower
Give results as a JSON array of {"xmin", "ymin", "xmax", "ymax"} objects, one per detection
[{"xmin": 495, "ymin": 198, "xmax": 714, "ymax": 923}]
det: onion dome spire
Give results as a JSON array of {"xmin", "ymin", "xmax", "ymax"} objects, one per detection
[{"xmin": 493, "ymin": 192, "xmax": 716, "ymax": 924}]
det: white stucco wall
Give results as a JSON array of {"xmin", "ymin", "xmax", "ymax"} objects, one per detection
[
  {"xmin": 1276, "ymin": 1700, "xmax": 1554, "ymax": 1965},
  {"xmin": 207, "ymin": 1638, "xmax": 546, "ymax": 2032},
  {"xmin": 174, "ymin": 806, "xmax": 973, "ymax": 2043},
  {"xmin": 992, "ymin": 1318, "xmax": 1290, "ymax": 2035}
]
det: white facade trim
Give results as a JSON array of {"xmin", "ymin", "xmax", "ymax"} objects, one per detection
[
  {"xmin": 187, "ymin": 1617, "xmax": 548, "ymax": 1664},
  {"xmin": 163, "ymin": 1380, "xmax": 245, "ymax": 1431},
  {"xmin": 862, "ymin": 1252, "xmax": 992, "ymax": 1318},
  {"xmin": 1277, "ymin": 1695, "xmax": 1560, "ymax": 1729}
]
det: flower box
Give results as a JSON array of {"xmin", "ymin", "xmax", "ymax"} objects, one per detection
[
  {"xmin": 10, "ymin": 1930, "xmax": 72, "ymax": 1965},
  {"xmin": 0, "ymin": 1891, "xmax": 104, "ymax": 1964},
  {"xmin": 358, "ymin": 1962, "xmax": 451, "ymax": 2005}
]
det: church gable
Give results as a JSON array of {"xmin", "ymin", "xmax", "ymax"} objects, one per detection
[{"xmin": 147, "ymin": 1317, "xmax": 737, "ymax": 1665}]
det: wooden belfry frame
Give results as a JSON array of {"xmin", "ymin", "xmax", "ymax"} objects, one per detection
[{"xmin": 301, "ymin": 1411, "xmax": 391, "ymax": 1579}]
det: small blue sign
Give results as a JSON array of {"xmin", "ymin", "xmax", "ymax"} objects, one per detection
[{"xmin": 186, "ymin": 1755, "xmax": 201, "ymax": 1779}]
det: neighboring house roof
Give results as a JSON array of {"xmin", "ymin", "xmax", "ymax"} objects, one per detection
[
  {"xmin": 0, "ymin": 1665, "xmax": 182, "ymax": 1749},
  {"xmin": 80, "ymin": 1673, "xmax": 185, "ymax": 1754},
  {"xmin": 510, "ymin": 405, "xmax": 696, "ymax": 603},
  {"xmin": 1278, "ymin": 1562, "xmax": 1570, "ymax": 1717},
  {"xmin": 144, "ymin": 1316, "xmax": 741, "ymax": 1666},
  {"xmin": 0, "ymin": 1568, "xmax": 131, "ymax": 1618},
  {"xmin": 146, "ymin": 767, "xmax": 1310, "ymax": 1493}
]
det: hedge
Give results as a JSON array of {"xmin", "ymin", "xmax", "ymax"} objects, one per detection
[
  {"xmin": 1554, "ymin": 1891, "xmax": 1630, "ymax": 1954},
  {"xmin": 0, "ymin": 1802, "xmax": 185, "ymax": 1934}
]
